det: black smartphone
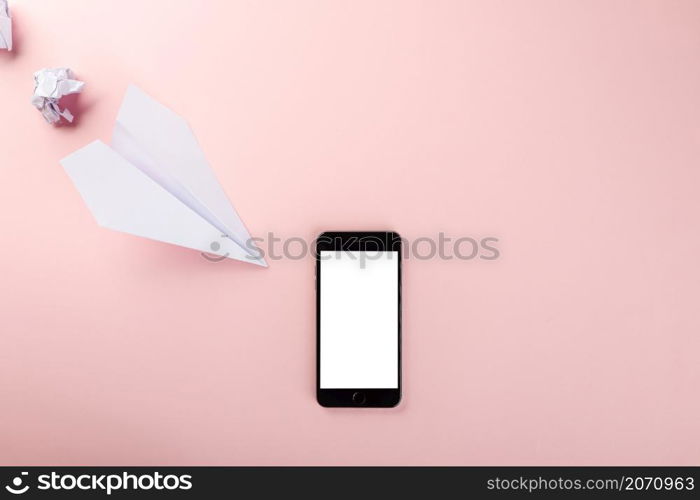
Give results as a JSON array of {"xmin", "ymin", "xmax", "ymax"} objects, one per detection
[{"xmin": 316, "ymin": 231, "xmax": 401, "ymax": 407}]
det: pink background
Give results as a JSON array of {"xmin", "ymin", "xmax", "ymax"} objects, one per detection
[{"xmin": 1, "ymin": 0, "xmax": 699, "ymax": 465}]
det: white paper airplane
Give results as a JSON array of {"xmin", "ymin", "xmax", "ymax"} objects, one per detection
[
  {"xmin": 61, "ymin": 85, "xmax": 267, "ymax": 266},
  {"xmin": 0, "ymin": 0, "xmax": 11, "ymax": 51}
]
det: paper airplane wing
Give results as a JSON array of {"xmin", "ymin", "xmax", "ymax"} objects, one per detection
[
  {"xmin": 111, "ymin": 85, "xmax": 264, "ymax": 264},
  {"xmin": 61, "ymin": 141, "xmax": 265, "ymax": 266}
]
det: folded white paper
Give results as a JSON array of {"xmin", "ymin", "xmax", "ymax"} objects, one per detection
[
  {"xmin": 60, "ymin": 85, "xmax": 267, "ymax": 266},
  {"xmin": 0, "ymin": 0, "xmax": 11, "ymax": 51},
  {"xmin": 32, "ymin": 68, "xmax": 85, "ymax": 124}
]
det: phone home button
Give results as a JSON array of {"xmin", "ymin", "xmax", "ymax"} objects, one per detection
[{"xmin": 352, "ymin": 392, "xmax": 366, "ymax": 405}]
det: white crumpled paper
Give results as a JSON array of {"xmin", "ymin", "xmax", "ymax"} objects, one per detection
[
  {"xmin": 31, "ymin": 68, "xmax": 85, "ymax": 124},
  {"xmin": 0, "ymin": 0, "xmax": 11, "ymax": 51}
]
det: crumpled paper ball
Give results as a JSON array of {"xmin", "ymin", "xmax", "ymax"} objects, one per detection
[
  {"xmin": 0, "ymin": 0, "xmax": 11, "ymax": 51},
  {"xmin": 31, "ymin": 68, "xmax": 85, "ymax": 125}
]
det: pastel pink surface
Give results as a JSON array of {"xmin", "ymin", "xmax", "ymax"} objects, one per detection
[{"xmin": 1, "ymin": 0, "xmax": 699, "ymax": 465}]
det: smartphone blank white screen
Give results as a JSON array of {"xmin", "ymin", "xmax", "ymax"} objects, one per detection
[{"xmin": 320, "ymin": 250, "xmax": 399, "ymax": 389}]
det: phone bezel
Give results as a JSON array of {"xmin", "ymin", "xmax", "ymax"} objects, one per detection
[{"xmin": 315, "ymin": 231, "xmax": 402, "ymax": 408}]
